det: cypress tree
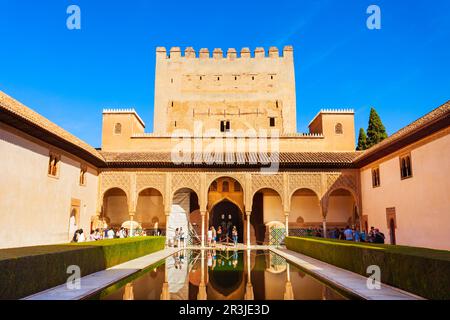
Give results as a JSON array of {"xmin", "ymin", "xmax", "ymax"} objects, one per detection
[
  {"xmin": 356, "ymin": 128, "xmax": 368, "ymax": 150},
  {"xmin": 366, "ymin": 107, "xmax": 387, "ymax": 148}
]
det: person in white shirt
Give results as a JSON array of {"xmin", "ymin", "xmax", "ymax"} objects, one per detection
[
  {"xmin": 107, "ymin": 228, "xmax": 115, "ymax": 239},
  {"xmin": 77, "ymin": 229, "xmax": 86, "ymax": 242}
]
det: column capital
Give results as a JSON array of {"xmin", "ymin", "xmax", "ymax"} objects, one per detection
[
  {"xmin": 165, "ymin": 210, "xmax": 171, "ymax": 217},
  {"xmin": 245, "ymin": 210, "xmax": 251, "ymax": 216},
  {"xmin": 200, "ymin": 210, "xmax": 207, "ymax": 217},
  {"xmin": 284, "ymin": 211, "xmax": 290, "ymax": 217}
]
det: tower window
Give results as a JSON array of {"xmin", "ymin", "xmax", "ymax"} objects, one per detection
[
  {"xmin": 220, "ymin": 120, "xmax": 230, "ymax": 132},
  {"xmin": 171, "ymin": 78, "xmax": 173, "ymax": 83},
  {"xmin": 400, "ymin": 154, "xmax": 413, "ymax": 179},
  {"xmin": 210, "ymin": 181, "xmax": 218, "ymax": 192},
  {"xmin": 372, "ymin": 167, "xmax": 380, "ymax": 187},
  {"xmin": 171, "ymin": 101, "xmax": 174, "ymax": 107},
  {"xmin": 48, "ymin": 153, "xmax": 60, "ymax": 177},
  {"xmin": 114, "ymin": 123, "xmax": 122, "ymax": 135},
  {"xmin": 269, "ymin": 117, "xmax": 276, "ymax": 127},
  {"xmin": 276, "ymin": 100, "xmax": 279, "ymax": 108},
  {"xmin": 79, "ymin": 165, "xmax": 87, "ymax": 186},
  {"xmin": 270, "ymin": 75, "xmax": 274, "ymax": 80},
  {"xmin": 200, "ymin": 76, "xmax": 203, "ymax": 80},
  {"xmin": 235, "ymin": 76, "xmax": 237, "ymax": 80},
  {"xmin": 234, "ymin": 181, "xmax": 241, "ymax": 192},
  {"xmin": 335, "ymin": 123, "xmax": 343, "ymax": 134},
  {"xmin": 174, "ymin": 121, "xmax": 177, "ymax": 127},
  {"xmin": 252, "ymin": 76, "xmax": 255, "ymax": 80}
]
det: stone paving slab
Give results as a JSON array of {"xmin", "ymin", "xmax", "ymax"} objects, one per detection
[
  {"xmin": 270, "ymin": 247, "xmax": 425, "ymax": 300},
  {"xmin": 24, "ymin": 248, "xmax": 180, "ymax": 300}
]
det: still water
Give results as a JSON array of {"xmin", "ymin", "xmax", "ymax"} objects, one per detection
[{"xmin": 99, "ymin": 250, "xmax": 348, "ymax": 300}]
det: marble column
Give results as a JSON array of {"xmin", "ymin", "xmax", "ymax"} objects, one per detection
[
  {"xmin": 201, "ymin": 211, "xmax": 206, "ymax": 248},
  {"xmin": 284, "ymin": 211, "xmax": 290, "ymax": 237},
  {"xmin": 246, "ymin": 211, "xmax": 251, "ymax": 248}
]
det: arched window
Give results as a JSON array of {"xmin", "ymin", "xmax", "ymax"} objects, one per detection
[
  {"xmin": 114, "ymin": 123, "xmax": 122, "ymax": 135},
  {"xmin": 48, "ymin": 153, "xmax": 60, "ymax": 177},
  {"xmin": 335, "ymin": 123, "xmax": 343, "ymax": 134},
  {"xmin": 400, "ymin": 155, "xmax": 412, "ymax": 179},
  {"xmin": 210, "ymin": 181, "xmax": 218, "ymax": 192},
  {"xmin": 222, "ymin": 181, "xmax": 229, "ymax": 192},
  {"xmin": 234, "ymin": 181, "xmax": 241, "ymax": 192}
]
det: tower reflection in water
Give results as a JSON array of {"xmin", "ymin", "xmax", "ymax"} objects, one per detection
[{"xmin": 102, "ymin": 250, "xmax": 347, "ymax": 300}]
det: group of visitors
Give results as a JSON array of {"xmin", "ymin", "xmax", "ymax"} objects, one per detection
[
  {"xmin": 71, "ymin": 226, "xmax": 147, "ymax": 243},
  {"xmin": 330, "ymin": 226, "xmax": 385, "ymax": 243},
  {"xmin": 207, "ymin": 225, "xmax": 238, "ymax": 246},
  {"xmin": 173, "ymin": 227, "xmax": 186, "ymax": 248}
]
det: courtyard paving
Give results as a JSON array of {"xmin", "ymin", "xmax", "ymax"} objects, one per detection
[{"xmin": 270, "ymin": 247, "xmax": 425, "ymax": 300}]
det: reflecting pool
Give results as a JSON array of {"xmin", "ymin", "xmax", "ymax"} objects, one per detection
[{"xmin": 98, "ymin": 250, "xmax": 348, "ymax": 300}]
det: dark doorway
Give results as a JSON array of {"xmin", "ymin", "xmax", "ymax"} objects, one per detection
[
  {"xmin": 389, "ymin": 218, "xmax": 396, "ymax": 245},
  {"xmin": 210, "ymin": 200, "xmax": 243, "ymax": 243},
  {"xmin": 251, "ymin": 192, "xmax": 266, "ymax": 244}
]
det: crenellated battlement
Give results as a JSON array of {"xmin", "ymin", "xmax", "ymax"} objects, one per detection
[
  {"xmin": 156, "ymin": 45, "xmax": 293, "ymax": 60},
  {"xmin": 103, "ymin": 108, "xmax": 145, "ymax": 127}
]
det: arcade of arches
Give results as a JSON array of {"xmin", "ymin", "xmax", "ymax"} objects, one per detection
[{"xmin": 97, "ymin": 170, "xmax": 361, "ymax": 246}]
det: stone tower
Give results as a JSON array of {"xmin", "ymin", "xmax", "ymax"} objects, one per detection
[{"xmin": 153, "ymin": 46, "xmax": 297, "ymax": 135}]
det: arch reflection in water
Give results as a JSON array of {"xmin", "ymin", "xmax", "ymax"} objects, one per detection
[{"xmin": 100, "ymin": 250, "xmax": 347, "ymax": 300}]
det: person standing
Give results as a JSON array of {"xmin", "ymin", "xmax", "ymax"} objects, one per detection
[
  {"xmin": 353, "ymin": 227, "xmax": 361, "ymax": 242},
  {"xmin": 179, "ymin": 227, "xmax": 185, "ymax": 248},
  {"xmin": 217, "ymin": 226, "xmax": 222, "ymax": 244},
  {"xmin": 212, "ymin": 226, "xmax": 217, "ymax": 247},
  {"xmin": 207, "ymin": 227, "xmax": 213, "ymax": 247},
  {"xmin": 77, "ymin": 229, "xmax": 86, "ymax": 242},
  {"xmin": 343, "ymin": 226, "xmax": 353, "ymax": 241},
  {"xmin": 107, "ymin": 227, "xmax": 115, "ymax": 239},
  {"xmin": 174, "ymin": 228, "xmax": 180, "ymax": 247},
  {"xmin": 232, "ymin": 226, "xmax": 238, "ymax": 246}
]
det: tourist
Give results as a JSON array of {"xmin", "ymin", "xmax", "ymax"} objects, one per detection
[
  {"xmin": 118, "ymin": 227, "xmax": 126, "ymax": 238},
  {"xmin": 343, "ymin": 226, "xmax": 353, "ymax": 241},
  {"xmin": 232, "ymin": 226, "xmax": 238, "ymax": 246},
  {"xmin": 207, "ymin": 227, "xmax": 213, "ymax": 247},
  {"xmin": 212, "ymin": 226, "xmax": 217, "ymax": 247},
  {"xmin": 360, "ymin": 230, "xmax": 367, "ymax": 242},
  {"xmin": 353, "ymin": 227, "xmax": 361, "ymax": 242},
  {"xmin": 89, "ymin": 230, "xmax": 96, "ymax": 241},
  {"xmin": 368, "ymin": 226, "xmax": 376, "ymax": 242},
  {"xmin": 338, "ymin": 228, "xmax": 345, "ymax": 240},
  {"xmin": 373, "ymin": 228, "xmax": 385, "ymax": 244},
  {"xmin": 77, "ymin": 229, "xmax": 86, "ymax": 242},
  {"xmin": 217, "ymin": 226, "xmax": 222, "ymax": 243},
  {"xmin": 107, "ymin": 227, "xmax": 115, "ymax": 239},
  {"xmin": 174, "ymin": 228, "xmax": 180, "ymax": 247},
  {"xmin": 71, "ymin": 230, "xmax": 79, "ymax": 243},
  {"xmin": 179, "ymin": 227, "xmax": 185, "ymax": 248}
]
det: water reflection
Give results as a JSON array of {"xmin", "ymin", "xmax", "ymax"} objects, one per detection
[{"xmin": 101, "ymin": 250, "xmax": 346, "ymax": 300}]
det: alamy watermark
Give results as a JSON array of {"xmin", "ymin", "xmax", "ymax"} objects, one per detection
[
  {"xmin": 66, "ymin": 265, "xmax": 81, "ymax": 290},
  {"xmin": 366, "ymin": 5, "xmax": 381, "ymax": 30},
  {"xmin": 366, "ymin": 265, "xmax": 381, "ymax": 290},
  {"xmin": 66, "ymin": 5, "xmax": 81, "ymax": 30}
]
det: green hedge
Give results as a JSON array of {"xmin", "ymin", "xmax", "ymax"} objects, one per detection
[
  {"xmin": 0, "ymin": 236, "xmax": 165, "ymax": 300},
  {"xmin": 285, "ymin": 236, "xmax": 450, "ymax": 300}
]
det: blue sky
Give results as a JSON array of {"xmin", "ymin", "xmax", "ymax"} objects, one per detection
[{"xmin": 1, "ymin": 0, "xmax": 449, "ymax": 147}]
